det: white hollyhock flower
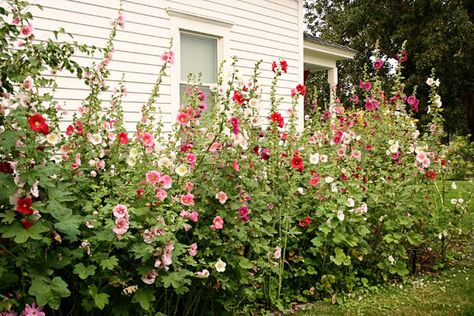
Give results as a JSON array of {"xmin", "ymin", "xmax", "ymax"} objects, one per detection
[
  {"xmin": 46, "ymin": 133, "xmax": 61, "ymax": 145},
  {"xmin": 309, "ymin": 153, "xmax": 320, "ymax": 164},
  {"xmin": 337, "ymin": 210, "xmax": 345, "ymax": 222},
  {"xmin": 214, "ymin": 259, "xmax": 226, "ymax": 272},
  {"xmin": 175, "ymin": 164, "xmax": 188, "ymax": 177}
]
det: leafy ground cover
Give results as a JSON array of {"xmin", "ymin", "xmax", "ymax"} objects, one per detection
[{"xmin": 293, "ymin": 180, "xmax": 473, "ymax": 316}]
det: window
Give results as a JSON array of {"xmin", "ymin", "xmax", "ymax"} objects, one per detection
[
  {"xmin": 180, "ymin": 32, "xmax": 218, "ymax": 107},
  {"xmin": 167, "ymin": 7, "xmax": 233, "ymax": 115}
]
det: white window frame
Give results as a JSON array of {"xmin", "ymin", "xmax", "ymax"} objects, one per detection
[{"xmin": 167, "ymin": 7, "xmax": 233, "ymax": 115}]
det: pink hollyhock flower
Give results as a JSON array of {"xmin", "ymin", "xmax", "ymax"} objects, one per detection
[
  {"xmin": 143, "ymin": 228, "xmax": 156, "ymax": 243},
  {"xmin": 180, "ymin": 210, "xmax": 190, "ymax": 219},
  {"xmin": 422, "ymin": 158, "xmax": 431, "ymax": 168},
  {"xmin": 215, "ymin": 191, "xmax": 228, "ymax": 204},
  {"xmin": 373, "ymin": 58, "xmax": 384, "ymax": 70},
  {"xmin": 351, "ymin": 149, "xmax": 362, "ymax": 161},
  {"xmin": 185, "ymin": 152, "xmax": 197, "ymax": 166},
  {"xmin": 350, "ymin": 94, "xmax": 359, "ymax": 104},
  {"xmin": 20, "ymin": 24, "xmax": 34, "ymax": 37},
  {"xmin": 189, "ymin": 211, "xmax": 198, "ymax": 222},
  {"xmin": 183, "ymin": 223, "xmax": 192, "ymax": 231},
  {"xmin": 22, "ymin": 77, "xmax": 33, "ymax": 90},
  {"xmin": 188, "ymin": 243, "xmax": 198, "ymax": 256},
  {"xmin": 211, "ymin": 216, "xmax": 224, "ymax": 230},
  {"xmin": 21, "ymin": 303, "xmax": 44, "ymax": 316},
  {"xmin": 113, "ymin": 217, "xmax": 129, "ymax": 236},
  {"xmin": 161, "ymin": 51, "xmax": 175, "ymax": 64},
  {"xmin": 273, "ymin": 246, "xmax": 282, "ymax": 259},
  {"xmin": 117, "ymin": 14, "xmax": 125, "ymax": 29},
  {"xmin": 309, "ymin": 176, "xmax": 320, "ymax": 186},
  {"xmin": 97, "ymin": 160, "xmax": 105, "ymax": 170},
  {"xmin": 159, "ymin": 174, "xmax": 172, "ymax": 189},
  {"xmin": 232, "ymin": 159, "xmax": 240, "ymax": 172},
  {"xmin": 146, "ymin": 170, "xmax": 161, "ymax": 185},
  {"xmin": 337, "ymin": 146, "xmax": 347, "ymax": 157},
  {"xmin": 195, "ymin": 269, "xmax": 209, "ymax": 278},
  {"xmin": 180, "ymin": 193, "xmax": 195, "ymax": 206},
  {"xmin": 209, "ymin": 142, "xmax": 222, "ymax": 153},
  {"xmin": 155, "ymin": 188, "xmax": 168, "ymax": 201},
  {"xmin": 176, "ymin": 112, "xmax": 190, "ymax": 126},
  {"xmin": 141, "ymin": 270, "xmax": 157, "ymax": 284},
  {"xmin": 416, "ymin": 152, "xmax": 427, "ymax": 163},
  {"xmin": 184, "ymin": 181, "xmax": 194, "ymax": 192},
  {"xmin": 141, "ymin": 132, "xmax": 154, "ymax": 147},
  {"xmin": 162, "ymin": 241, "xmax": 174, "ymax": 266}
]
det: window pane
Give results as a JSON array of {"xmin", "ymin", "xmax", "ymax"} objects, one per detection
[{"xmin": 180, "ymin": 33, "xmax": 217, "ymax": 84}]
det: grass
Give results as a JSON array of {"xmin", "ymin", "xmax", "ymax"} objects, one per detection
[
  {"xmin": 295, "ymin": 257, "xmax": 474, "ymax": 316},
  {"xmin": 292, "ymin": 180, "xmax": 474, "ymax": 316}
]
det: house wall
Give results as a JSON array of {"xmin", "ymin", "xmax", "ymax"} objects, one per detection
[{"xmin": 30, "ymin": 0, "xmax": 303, "ymax": 133}]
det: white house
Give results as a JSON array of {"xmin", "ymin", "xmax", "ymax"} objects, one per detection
[{"xmin": 30, "ymin": 0, "xmax": 356, "ymax": 131}]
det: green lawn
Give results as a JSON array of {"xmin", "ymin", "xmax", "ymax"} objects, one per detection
[{"xmin": 295, "ymin": 257, "xmax": 474, "ymax": 316}]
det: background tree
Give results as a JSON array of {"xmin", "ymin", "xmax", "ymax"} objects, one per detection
[{"xmin": 304, "ymin": 0, "xmax": 474, "ymax": 140}]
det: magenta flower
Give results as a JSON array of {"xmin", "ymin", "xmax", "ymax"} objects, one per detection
[
  {"xmin": 185, "ymin": 152, "xmax": 197, "ymax": 166},
  {"xmin": 373, "ymin": 59, "xmax": 384, "ymax": 70},
  {"xmin": 20, "ymin": 24, "xmax": 34, "ymax": 37},
  {"xmin": 176, "ymin": 112, "xmax": 190, "ymax": 126},
  {"xmin": 158, "ymin": 174, "xmax": 172, "ymax": 189},
  {"xmin": 155, "ymin": 188, "xmax": 167, "ymax": 201}
]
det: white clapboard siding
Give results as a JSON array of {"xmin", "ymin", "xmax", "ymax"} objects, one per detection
[{"xmin": 29, "ymin": 0, "xmax": 302, "ymax": 132}]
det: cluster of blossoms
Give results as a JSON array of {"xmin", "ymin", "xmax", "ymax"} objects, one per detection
[
  {"xmin": 112, "ymin": 204, "xmax": 129, "ymax": 239},
  {"xmin": 0, "ymin": 303, "xmax": 45, "ymax": 316}
]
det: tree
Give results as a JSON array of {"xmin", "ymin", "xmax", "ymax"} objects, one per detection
[{"xmin": 305, "ymin": 0, "xmax": 474, "ymax": 140}]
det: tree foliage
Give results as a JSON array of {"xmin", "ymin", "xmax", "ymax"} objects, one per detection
[{"xmin": 305, "ymin": 0, "xmax": 474, "ymax": 139}]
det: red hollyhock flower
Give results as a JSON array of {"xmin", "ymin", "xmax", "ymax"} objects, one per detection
[
  {"xmin": 16, "ymin": 197, "xmax": 33, "ymax": 215},
  {"xmin": 232, "ymin": 91, "xmax": 245, "ymax": 105},
  {"xmin": 28, "ymin": 114, "xmax": 49, "ymax": 135},
  {"xmin": 290, "ymin": 155, "xmax": 304, "ymax": 172},
  {"xmin": 299, "ymin": 216, "xmax": 312, "ymax": 228},
  {"xmin": 280, "ymin": 60, "xmax": 288, "ymax": 73},
  {"xmin": 269, "ymin": 112, "xmax": 284, "ymax": 128},
  {"xmin": 66, "ymin": 125, "xmax": 75, "ymax": 136},
  {"xmin": 0, "ymin": 162, "xmax": 13, "ymax": 174},
  {"xmin": 21, "ymin": 219, "xmax": 33, "ymax": 229},
  {"xmin": 271, "ymin": 61, "xmax": 277, "ymax": 72},
  {"xmin": 118, "ymin": 131, "xmax": 129, "ymax": 144},
  {"xmin": 425, "ymin": 170, "xmax": 436, "ymax": 180},
  {"xmin": 296, "ymin": 84, "xmax": 306, "ymax": 96}
]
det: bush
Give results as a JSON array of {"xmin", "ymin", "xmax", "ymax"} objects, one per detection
[
  {"xmin": 0, "ymin": 1, "xmax": 471, "ymax": 315},
  {"xmin": 447, "ymin": 135, "xmax": 474, "ymax": 180}
]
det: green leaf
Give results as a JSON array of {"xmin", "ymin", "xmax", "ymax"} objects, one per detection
[
  {"xmin": 73, "ymin": 263, "xmax": 96, "ymax": 280},
  {"xmin": 239, "ymin": 257, "xmax": 253, "ymax": 269},
  {"xmin": 0, "ymin": 222, "xmax": 48, "ymax": 243},
  {"xmin": 94, "ymin": 293, "xmax": 110, "ymax": 310},
  {"xmin": 407, "ymin": 231, "xmax": 423, "ymax": 245},
  {"xmin": 132, "ymin": 288, "xmax": 155, "ymax": 311},
  {"xmin": 29, "ymin": 276, "xmax": 70, "ymax": 310},
  {"xmin": 330, "ymin": 247, "xmax": 351, "ymax": 266},
  {"xmin": 100, "ymin": 256, "xmax": 119, "ymax": 271}
]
